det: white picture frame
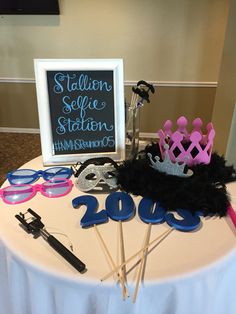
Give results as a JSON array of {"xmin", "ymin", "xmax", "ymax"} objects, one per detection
[{"xmin": 34, "ymin": 59, "xmax": 125, "ymax": 165}]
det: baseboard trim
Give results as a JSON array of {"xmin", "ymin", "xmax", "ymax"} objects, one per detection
[
  {"xmin": 125, "ymin": 81, "xmax": 218, "ymax": 88},
  {"xmin": 0, "ymin": 78, "xmax": 35, "ymax": 84},
  {"xmin": 139, "ymin": 132, "xmax": 158, "ymax": 139},
  {"xmin": 0, "ymin": 77, "xmax": 218, "ymax": 88},
  {"xmin": 0, "ymin": 127, "xmax": 40, "ymax": 134}
]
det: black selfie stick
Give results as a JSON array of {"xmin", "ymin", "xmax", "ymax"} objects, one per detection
[{"xmin": 15, "ymin": 208, "xmax": 86, "ymax": 273}]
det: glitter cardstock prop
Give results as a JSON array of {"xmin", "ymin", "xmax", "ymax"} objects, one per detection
[
  {"xmin": 147, "ymin": 143, "xmax": 193, "ymax": 177},
  {"xmin": 72, "ymin": 157, "xmax": 118, "ymax": 192}
]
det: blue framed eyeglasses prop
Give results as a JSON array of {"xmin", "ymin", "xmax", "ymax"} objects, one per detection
[{"xmin": 7, "ymin": 167, "xmax": 72, "ymax": 185}]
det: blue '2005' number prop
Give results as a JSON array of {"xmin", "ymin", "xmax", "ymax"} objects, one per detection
[
  {"xmin": 165, "ymin": 209, "xmax": 201, "ymax": 231},
  {"xmin": 105, "ymin": 192, "xmax": 135, "ymax": 221},
  {"xmin": 72, "ymin": 195, "xmax": 108, "ymax": 228},
  {"xmin": 72, "ymin": 194, "xmax": 201, "ymax": 231},
  {"xmin": 138, "ymin": 198, "xmax": 166, "ymax": 224},
  {"xmin": 138, "ymin": 198, "xmax": 201, "ymax": 232}
]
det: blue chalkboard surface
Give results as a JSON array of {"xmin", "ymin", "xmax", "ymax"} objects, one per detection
[
  {"xmin": 34, "ymin": 59, "xmax": 125, "ymax": 165},
  {"xmin": 47, "ymin": 70, "xmax": 116, "ymax": 155}
]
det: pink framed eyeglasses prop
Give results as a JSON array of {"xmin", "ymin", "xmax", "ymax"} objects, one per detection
[{"xmin": 0, "ymin": 179, "xmax": 73, "ymax": 205}]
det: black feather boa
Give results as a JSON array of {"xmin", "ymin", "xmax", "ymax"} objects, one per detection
[{"xmin": 117, "ymin": 143, "xmax": 236, "ymax": 216}]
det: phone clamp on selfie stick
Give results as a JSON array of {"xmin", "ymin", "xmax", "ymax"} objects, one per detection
[{"xmin": 15, "ymin": 208, "xmax": 86, "ymax": 273}]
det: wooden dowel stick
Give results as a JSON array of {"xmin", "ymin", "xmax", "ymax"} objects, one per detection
[
  {"xmin": 135, "ymin": 93, "xmax": 139, "ymax": 108},
  {"xmin": 119, "ymin": 221, "xmax": 126, "ymax": 276},
  {"xmin": 94, "ymin": 225, "xmax": 116, "ymax": 270},
  {"xmin": 94, "ymin": 225, "xmax": 129, "ymax": 299},
  {"xmin": 118, "ymin": 220, "xmax": 127, "ymax": 299},
  {"xmin": 133, "ymin": 223, "xmax": 152, "ymax": 303},
  {"xmin": 131, "ymin": 92, "xmax": 135, "ymax": 108},
  {"xmin": 101, "ymin": 228, "xmax": 173, "ymax": 282}
]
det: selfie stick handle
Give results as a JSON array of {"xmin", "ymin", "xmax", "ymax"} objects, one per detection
[{"xmin": 40, "ymin": 229, "xmax": 86, "ymax": 273}]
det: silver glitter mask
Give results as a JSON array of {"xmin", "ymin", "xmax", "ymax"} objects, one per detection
[
  {"xmin": 77, "ymin": 164, "xmax": 118, "ymax": 192},
  {"xmin": 73, "ymin": 159, "xmax": 118, "ymax": 192}
]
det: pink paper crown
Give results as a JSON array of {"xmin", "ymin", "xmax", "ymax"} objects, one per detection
[{"xmin": 158, "ymin": 116, "xmax": 215, "ymax": 166}]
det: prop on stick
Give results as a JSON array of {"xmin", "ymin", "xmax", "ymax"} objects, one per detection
[
  {"xmin": 133, "ymin": 199, "xmax": 166, "ymax": 302},
  {"xmin": 101, "ymin": 228, "xmax": 173, "ymax": 282},
  {"xmin": 71, "ymin": 157, "xmax": 118, "ymax": 192},
  {"xmin": 72, "ymin": 194, "xmax": 129, "ymax": 299},
  {"xmin": 131, "ymin": 80, "xmax": 155, "ymax": 109},
  {"xmin": 101, "ymin": 203, "xmax": 201, "ymax": 285},
  {"xmin": 105, "ymin": 192, "xmax": 135, "ymax": 300},
  {"xmin": 126, "ymin": 80, "xmax": 155, "ymax": 157},
  {"xmin": 134, "ymin": 199, "xmax": 200, "ymax": 302}
]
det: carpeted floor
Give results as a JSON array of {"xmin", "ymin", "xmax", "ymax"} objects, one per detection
[{"xmin": 0, "ymin": 133, "xmax": 41, "ymax": 186}]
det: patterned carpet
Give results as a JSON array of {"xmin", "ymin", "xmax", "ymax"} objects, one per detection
[{"xmin": 0, "ymin": 133, "xmax": 41, "ymax": 186}]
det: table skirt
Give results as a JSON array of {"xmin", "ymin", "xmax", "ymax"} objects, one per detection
[{"xmin": 1, "ymin": 240, "xmax": 235, "ymax": 314}]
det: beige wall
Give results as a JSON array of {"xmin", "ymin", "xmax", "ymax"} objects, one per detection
[
  {"xmin": 0, "ymin": 83, "xmax": 39, "ymax": 128},
  {"xmin": 0, "ymin": 83, "xmax": 216, "ymax": 131},
  {"xmin": 0, "ymin": 0, "xmax": 228, "ymax": 80},
  {"xmin": 212, "ymin": 0, "xmax": 236, "ymax": 155},
  {"xmin": 0, "ymin": 0, "xmax": 229, "ymax": 138},
  {"xmin": 126, "ymin": 85, "xmax": 216, "ymax": 133}
]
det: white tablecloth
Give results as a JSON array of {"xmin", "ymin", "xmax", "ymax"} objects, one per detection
[{"xmin": 0, "ymin": 156, "xmax": 236, "ymax": 314}]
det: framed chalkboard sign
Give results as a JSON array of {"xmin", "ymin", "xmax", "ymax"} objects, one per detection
[{"xmin": 34, "ymin": 59, "xmax": 125, "ymax": 165}]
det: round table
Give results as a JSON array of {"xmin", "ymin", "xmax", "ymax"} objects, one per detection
[{"xmin": 0, "ymin": 156, "xmax": 236, "ymax": 314}]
